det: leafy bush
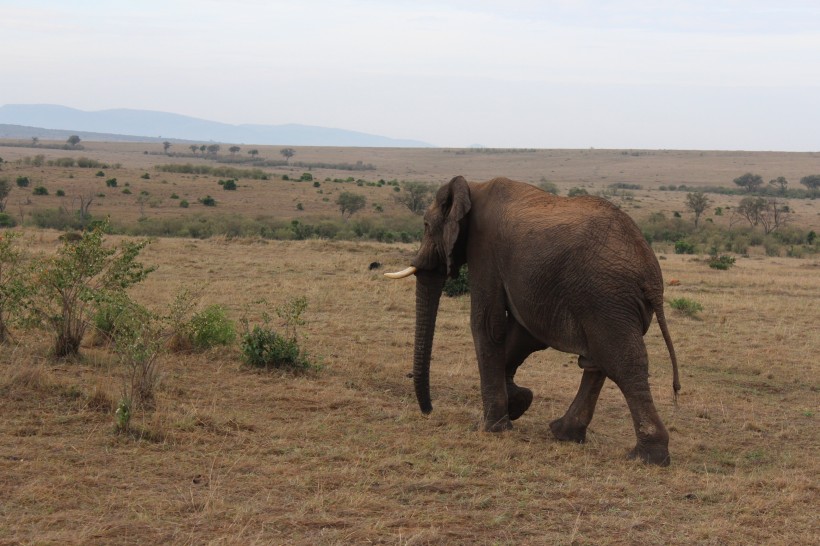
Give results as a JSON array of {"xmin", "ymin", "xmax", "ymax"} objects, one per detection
[
  {"xmin": 669, "ymin": 297, "xmax": 703, "ymax": 318},
  {"xmin": 106, "ymin": 178, "xmax": 118, "ymax": 188},
  {"xmin": 443, "ymin": 265, "xmax": 470, "ymax": 297},
  {"xmin": 25, "ymin": 223, "xmax": 155, "ymax": 357},
  {"xmin": 568, "ymin": 187, "xmax": 588, "ymax": 197},
  {"xmin": 0, "ymin": 213, "xmax": 17, "ymax": 228},
  {"xmin": 199, "ymin": 195, "xmax": 216, "ymax": 206},
  {"xmin": 32, "ymin": 186, "xmax": 48, "ymax": 195},
  {"xmin": 186, "ymin": 305, "xmax": 236, "ymax": 351},
  {"xmin": 220, "ymin": 178, "xmax": 237, "ymax": 190},
  {"xmin": 708, "ymin": 254, "xmax": 736, "ymax": 270},
  {"xmin": 95, "ymin": 170, "xmax": 105, "ymax": 177},
  {"xmin": 674, "ymin": 240, "xmax": 696, "ymax": 254},
  {"xmin": 179, "ymin": 199, "xmax": 189, "ymax": 208},
  {"xmin": 16, "ymin": 176, "xmax": 30, "ymax": 187},
  {"xmin": 56, "ymin": 189, "xmax": 65, "ymax": 196},
  {"xmin": 300, "ymin": 173, "xmax": 313, "ymax": 182},
  {"xmin": 240, "ymin": 297, "xmax": 313, "ymax": 370}
]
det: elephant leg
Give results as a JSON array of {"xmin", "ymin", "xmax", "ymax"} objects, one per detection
[
  {"xmin": 505, "ymin": 317, "xmax": 546, "ymax": 420},
  {"xmin": 603, "ymin": 337, "xmax": 671, "ymax": 466},
  {"xmin": 617, "ymin": 377, "xmax": 670, "ymax": 466},
  {"xmin": 472, "ymin": 294, "xmax": 511, "ymax": 432},
  {"xmin": 550, "ymin": 359, "xmax": 606, "ymax": 443}
]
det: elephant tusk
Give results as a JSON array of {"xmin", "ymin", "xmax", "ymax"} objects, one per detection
[{"xmin": 384, "ymin": 266, "xmax": 417, "ymax": 279}]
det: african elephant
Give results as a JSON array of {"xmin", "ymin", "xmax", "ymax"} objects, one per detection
[{"xmin": 386, "ymin": 176, "xmax": 680, "ymax": 466}]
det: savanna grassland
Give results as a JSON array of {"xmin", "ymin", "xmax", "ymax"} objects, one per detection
[{"xmin": 1, "ymin": 141, "xmax": 818, "ymax": 545}]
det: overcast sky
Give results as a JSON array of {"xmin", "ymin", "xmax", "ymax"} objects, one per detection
[{"xmin": 1, "ymin": 0, "xmax": 819, "ymax": 150}]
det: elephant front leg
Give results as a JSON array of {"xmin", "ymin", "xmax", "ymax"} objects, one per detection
[
  {"xmin": 505, "ymin": 317, "xmax": 545, "ymax": 421},
  {"xmin": 550, "ymin": 360, "xmax": 606, "ymax": 443},
  {"xmin": 473, "ymin": 305, "xmax": 511, "ymax": 432}
]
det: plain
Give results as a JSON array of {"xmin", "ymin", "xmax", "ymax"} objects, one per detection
[{"xmin": 0, "ymin": 141, "xmax": 818, "ymax": 545}]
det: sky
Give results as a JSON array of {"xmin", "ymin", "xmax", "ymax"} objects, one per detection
[{"xmin": 1, "ymin": 0, "xmax": 819, "ymax": 150}]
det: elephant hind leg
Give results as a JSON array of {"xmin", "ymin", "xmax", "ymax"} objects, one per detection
[
  {"xmin": 603, "ymin": 340, "xmax": 671, "ymax": 466},
  {"xmin": 550, "ymin": 359, "xmax": 606, "ymax": 443}
]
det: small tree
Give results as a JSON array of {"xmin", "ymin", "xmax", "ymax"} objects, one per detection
[
  {"xmin": 732, "ymin": 196, "xmax": 791, "ymax": 234},
  {"xmin": 733, "ymin": 172, "xmax": 764, "ymax": 193},
  {"xmin": 280, "ymin": 148, "xmax": 295, "ymax": 163},
  {"xmin": 199, "ymin": 145, "xmax": 207, "ymax": 154},
  {"xmin": 769, "ymin": 176, "xmax": 788, "ymax": 195},
  {"xmin": 336, "ymin": 192, "xmax": 366, "ymax": 219},
  {"xmin": 163, "ymin": 141, "xmax": 172, "ymax": 154},
  {"xmin": 25, "ymin": 223, "xmax": 155, "ymax": 357},
  {"xmin": 67, "ymin": 135, "xmax": 81, "ymax": 147},
  {"xmin": 685, "ymin": 191, "xmax": 710, "ymax": 228},
  {"xmin": 229, "ymin": 146, "xmax": 240, "ymax": 156},
  {"xmin": 395, "ymin": 181, "xmax": 435, "ymax": 215},
  {"xmin": 31, "ymin": 137, "xmax": 39, "ymax": 146},
  {"xmin": 190, "ymin": 144, "xmax": 199, "ymax": 155},
  {"xmin": 0, "ymin": 177, "xmax": 10, "ymax": 212},
  {"xmin": 248, "ymin": 149, "xmax": 259, "ymax": 159},
  {"xmin": 206, "ymin": 144, "xmax": 220, "ymax": 156},
  {"xmin": 0, "ymin": 232, "xmax": 28, "ymax": 343},
  {"xmin": 800, "ymin": 174, "xmax": 820, "ymax": 197}
]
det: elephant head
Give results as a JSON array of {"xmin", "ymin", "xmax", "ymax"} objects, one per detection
[{"xmin": 385, "ymin": 176, "xmax": 471, "ymax": 414}]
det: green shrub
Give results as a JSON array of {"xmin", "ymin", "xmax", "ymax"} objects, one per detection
[
  {"xmin": 185, "ymin": 305, "xmax": 236, "ymax": 351},
  {"xmin": 567, "ymin": 187, "xmax": 588, "ymax": 197},
  {"xmin": 538, "ymin": 180, "xmax": 559, "ymax": 194},
  {"xmin": 443, "ymin": 265, "xmax": 469, "ymax": 297},
  {"xmin": 200, "ymin": 195, "xmax": 216, "ymax": 206},
  {"xmin": 707, "ymin": 249, "xmax": 736, "ymax": 270},
  {"xmin": 25, "ymin": 223, "xmax": 155, "ymax": 357},
  {"xmin": 179, "ymin": 199, "xmax": 189, "ymax": 208},
  {"xmin": 220, "ymin": 178, "xmax": 237, "ymax": 190},
  {"xmin": 240, "ymin": 297, "xmax": 313, "ymax": 371},
  {"xmin": 0, "ymin": 213, "xmax": 16, "ymax": 228},
  {"xmin": 141, "ymin": 173, "xmax": 150, "ymax": 179},
  {"xmin": 106, "ymin": 178, "xmax": 118, "ymax": 188},
  {"xmin": 674, "ymin": 240, "xmax": 696, "ymax": 254},
  {"xmin": 95, "ymin": 170, "xmax": 105, "ymax": 177},
  {"xmin": 300, "ymin": 173, "xmax": 313, "ymax": 182},
  {"xmin": 33, "ymin": 186, "xmax": 48, "ymax": 195},
  {"xmin": 669, "ymin": 297, "xmax": 703, "ymax": 318},
  {"xmin": 56, "ymin": 189, "xmax": 65, "ymax": 196}
]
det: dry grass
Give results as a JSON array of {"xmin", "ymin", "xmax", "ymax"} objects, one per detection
[
  {"xmin": 0, "ymin": 142, "xmax": 818, "ymax": 544},
  {"xmin": 1, "ymin": 233, "xmax": 818, "ymax": 545}
]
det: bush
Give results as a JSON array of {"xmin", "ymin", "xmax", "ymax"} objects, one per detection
[
  {"xmin": 443, "ymin": 265, "xmax": 469, "ymax": 297},
  {"xmin": 186, "ymin": 305, "xmax": 236, "ymax": 351},
  {"xmin": 106, "ymin": 178, "xmax": 118, "ymax": 188},
  {"xmin": 32, "ymin": 186, "xmax": 48, "ymax": 195},
  {"xmin": 199, "ymin": 195, "xmax": 216, "ymax": 206},
  {"xmin": 56, "ymin": 189, "xmax": 65, "ymax": 196},
  {"xmin": 220, "ymin": 178, "xmax": 237, "ymax": 190},
  {"xmin": 179, "ymin": 199, "xmax": 189, "ymax": 208},
  {"xmin": 538, "ymin": 180, "xmax": 559, "ymax": 194},
  {"xmin": 669, "ymin": 297, "xmax": 703, "ymax": 318},
  {"xmin": 0, "ymin": 213, "xmax": 16, "ymax": 228},
  {"xmin": 674, "ymin": 240, "xmax": 696, "ymax": 254},
  {"xmin": 707, "ymin": 250, "xmax": 736, "ymax": 270},
  {"xmin": 568, "ymin": 187, "xmax": 588, "ymax": 197},
  {"xmin": 300, "ymin": 173, "xmax": 313, "ymax": 182},
  {"xmin": 240, "ymin": 297, "xmax": 313, "ymax": 371},
  {"xmin": 25, "ymin": 223, "xmax": 155, "ymax": 357}
]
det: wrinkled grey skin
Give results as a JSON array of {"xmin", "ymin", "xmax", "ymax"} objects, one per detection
[{"xmin": 401, "ymin": 176, "xmax": 680, "ymax": 466}]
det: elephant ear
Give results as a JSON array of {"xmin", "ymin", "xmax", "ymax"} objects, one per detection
[{"xmin": 440, "ymin": 176, "xmax": 471, "ymax": 277}]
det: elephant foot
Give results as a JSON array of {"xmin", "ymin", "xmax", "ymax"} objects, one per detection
[
  {"xmin": 508, "ymin": 386, "xmax": 533, "ymax": 421},
  {"xmin": 628, "ymin": 444, "xmax": 671, "ymax": 467},
  {"xmin": 484, "ymin": 414, "xmax": 512, "ymax": 433},
  {"xmin": 549, "ymin": 416, "xmax": 587, "ymax": 443}
]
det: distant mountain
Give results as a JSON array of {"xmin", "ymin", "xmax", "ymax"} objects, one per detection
[{"xmin": 0, "ymin": 104, "xmax": 432, "ymax": 147}]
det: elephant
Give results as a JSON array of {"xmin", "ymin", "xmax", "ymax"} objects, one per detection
[{"xmin": 385, "ymin": 176, "xmax": 680, "ymax": 466}]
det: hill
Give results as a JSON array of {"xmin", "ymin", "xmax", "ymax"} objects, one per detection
[{"xmin": 0, "ymin": 104, "xmax": 432, "ymax": 147}]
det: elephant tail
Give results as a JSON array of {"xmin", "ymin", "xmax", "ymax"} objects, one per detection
[{"xmin": 651, "ymin": 294, "xmax": 681, "ymax": 403}]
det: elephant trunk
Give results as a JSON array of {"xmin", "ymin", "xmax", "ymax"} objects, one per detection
[{"xmin": 413, "ymin": 272, "xmax": 446, "ymax": 415}]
